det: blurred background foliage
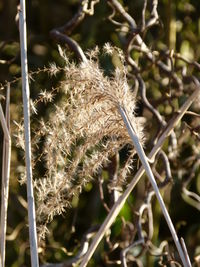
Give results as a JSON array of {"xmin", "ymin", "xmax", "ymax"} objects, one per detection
[{"xmin": 0, "ymin": 0, "xmax": 200, "ymax": 266}]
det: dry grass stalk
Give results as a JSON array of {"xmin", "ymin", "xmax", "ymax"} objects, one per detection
[
  {"xmin": 0, "ymin": 84, "xmax": 11, "ymax": 267},
  {"xmin": 19, "ymin": 0, "xmax": 39, "ymax": 266},
  {"xmin": 119, "ymin": 106, "xmax": 189, "ymax": 267}
]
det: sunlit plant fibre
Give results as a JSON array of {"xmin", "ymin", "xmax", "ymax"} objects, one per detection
[{"xmin": 16, "ymin": 45, "xmax": 144, "ymax": 238}]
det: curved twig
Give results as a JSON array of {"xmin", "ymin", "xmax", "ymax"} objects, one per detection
[{"xmin": 50, "ymin": 0, "xmax": 99, "ymax": 62}]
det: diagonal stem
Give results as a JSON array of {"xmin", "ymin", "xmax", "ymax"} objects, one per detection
[
  {"xmin": 118, "ymin": 106, "xmax": 189, "ymax": 267},
  {"xmin": 79, "ymin": 86, "xmax": 199, "ymax": 267}
]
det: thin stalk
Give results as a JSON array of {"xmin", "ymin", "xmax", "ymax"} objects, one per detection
[
  {"xmin": 118, "ymin": 106, "xmax": 188, "ymax": 267},
  {"xmin": 181, "ymin": 237, "xmax": 192, "ymax": 267},
  {"xmin": 0, "ymin": 106, "xmax": 10, "ymax": 142},
  {"xmin": 19, "ymin": 1, "xmax": 39, "ymax": 266},
  {"xmin": 80, "ymin": 86, "xmax": 199, "ymax": 267},
  {"xmin": 0, "ymin": 84, "xmax": 11, "ymax": 267}
]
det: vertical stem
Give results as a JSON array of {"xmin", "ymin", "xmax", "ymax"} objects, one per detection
[
  {"xmin": 0, "ymin": 84, "xmax": 11, "ymax": 267},
  {"xmin": 119, "ymin": 106, "xmax": 189, "ymax": 267},
  {"xmin": 19, "ymin": 1, "xmax": 39, "ymax": 266}
]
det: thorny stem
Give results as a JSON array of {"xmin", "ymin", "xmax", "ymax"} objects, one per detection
[
  {"xmin": 19, "ymin": 1, "xmax": 39, "ymax": 266},
  {"xmin": 80, "ymin": 86, "xmax": 199, "ymax": 267}
]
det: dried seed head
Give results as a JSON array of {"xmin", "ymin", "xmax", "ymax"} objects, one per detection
[{"xmin": 17, "ymin": 46, "xmax": 145, "ymax": 237}]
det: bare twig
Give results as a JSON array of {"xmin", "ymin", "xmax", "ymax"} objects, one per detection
[
  {"xmin": 0, "ymin": 84, "xmax": 11, "ymax": 267},
  {"xmin": 19, "ymin": 1, "xmax": 39, "ymax": 266},
  {"xmin": 182, "ymin": 187, "xmax": 200, "ymax": 211},
  {"xmin": 50, "ymin": 30, "xmax": 87, "ymax": 62},
  {"xmin": 141, "ymin": 0, "xmax": 147, "ymax": 31},
  {"xmin": 108, "ymin": 0, "xmax": 183, "ymax": 89},
  {"xmin": 107, "ymin": 0, "xmax": 138, "ymax": 32},
  {"xmin": 98, "ymin": 174, "xmax": 110, "ymax": 212},
  {"xmin": 173, "ymin": 52, "xmax": 200, "ymax": 71},
  {"xmin": 121, "ymin": 239, "xmax": 144, "ymax": 267},
  {"xmin": 80, "ymin": 85, "xmax": 199, "ymax": 267},
  {"xmin": 146, "ymin": 0, "xmax": 159, "ymax": 29},
  {"xmin": 41, "ymin": 226, "xmax": 99, "ymax": 267},
  {"xmin": 137, "ymin": 74, "xmax": 166, "ymax": 134},
  {"xmin": 107, "ymin": 154, "xmax": 121, "ymax": 203},
  {"xmin": 120, "ymin": 191, "xmax": 155, "ymax": 266},
  {"xmin": 155, "ymin": 150, "xmax": 172, "ymax": 188},
  {"xmin": 50, "ymin": 0, "xmax": 99, "ymax": 62}
]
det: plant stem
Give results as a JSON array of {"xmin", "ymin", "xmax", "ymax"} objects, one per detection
[
  {"xmin": 0, "ymin": 84, "xmax": 11, "ymax": 267},
  {"xmin": 79, "ymin": 86, "xmax": 199, "ymax": 267},
  {"xmin": 19, "ymin": 1, "xmax": 39, "ymax": 266},
  {"xmin": 118, "ymin": 106, "xmax": 188, "ymax": 267},
  {"xmin": 181, "ymin": 237, "xmax": 192, "ymax": 267}
]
